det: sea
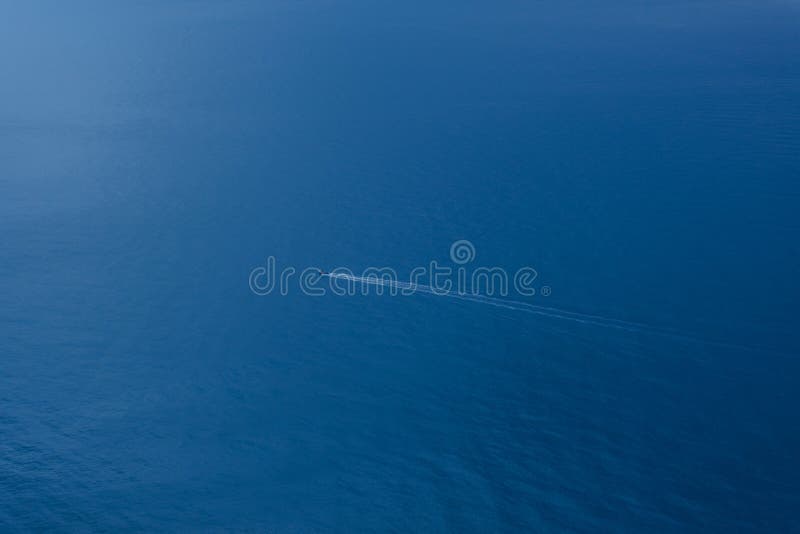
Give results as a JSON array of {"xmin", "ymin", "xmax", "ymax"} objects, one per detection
[{"xmin": 1, "ymin": 1, "xmax": 799, "ymax": 531}]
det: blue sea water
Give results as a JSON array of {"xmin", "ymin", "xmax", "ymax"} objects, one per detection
[{"xmin": 2, "ymin": 1, "xmax": 799, "ymax": 531}]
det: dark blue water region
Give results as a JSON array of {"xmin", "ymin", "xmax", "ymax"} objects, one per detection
[{"xmin": 1, "ymin": 1, "xmax": 799, "ymax": 531}]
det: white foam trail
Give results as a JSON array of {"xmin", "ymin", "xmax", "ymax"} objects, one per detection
[
  {"xmin": 322, "ymin": 273, "xmax": 776, "ymax": 353},
  {"xmin": 324, "ymin": 273, "xmax": 641, "ymax": 331}
]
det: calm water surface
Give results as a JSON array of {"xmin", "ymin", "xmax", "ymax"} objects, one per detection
[{"xmin": 2, "ymin": 1, "xmax": 799, "ymax": 531}]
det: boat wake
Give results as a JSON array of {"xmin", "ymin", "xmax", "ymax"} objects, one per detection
[{"xmin": 322, "ymin": 272, "xmax": 773, "ymax": 354}]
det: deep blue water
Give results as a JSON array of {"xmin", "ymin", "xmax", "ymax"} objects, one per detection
[{"xmin": 2, "ymin": 1, "xmax": 799, "ymax": 531}]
